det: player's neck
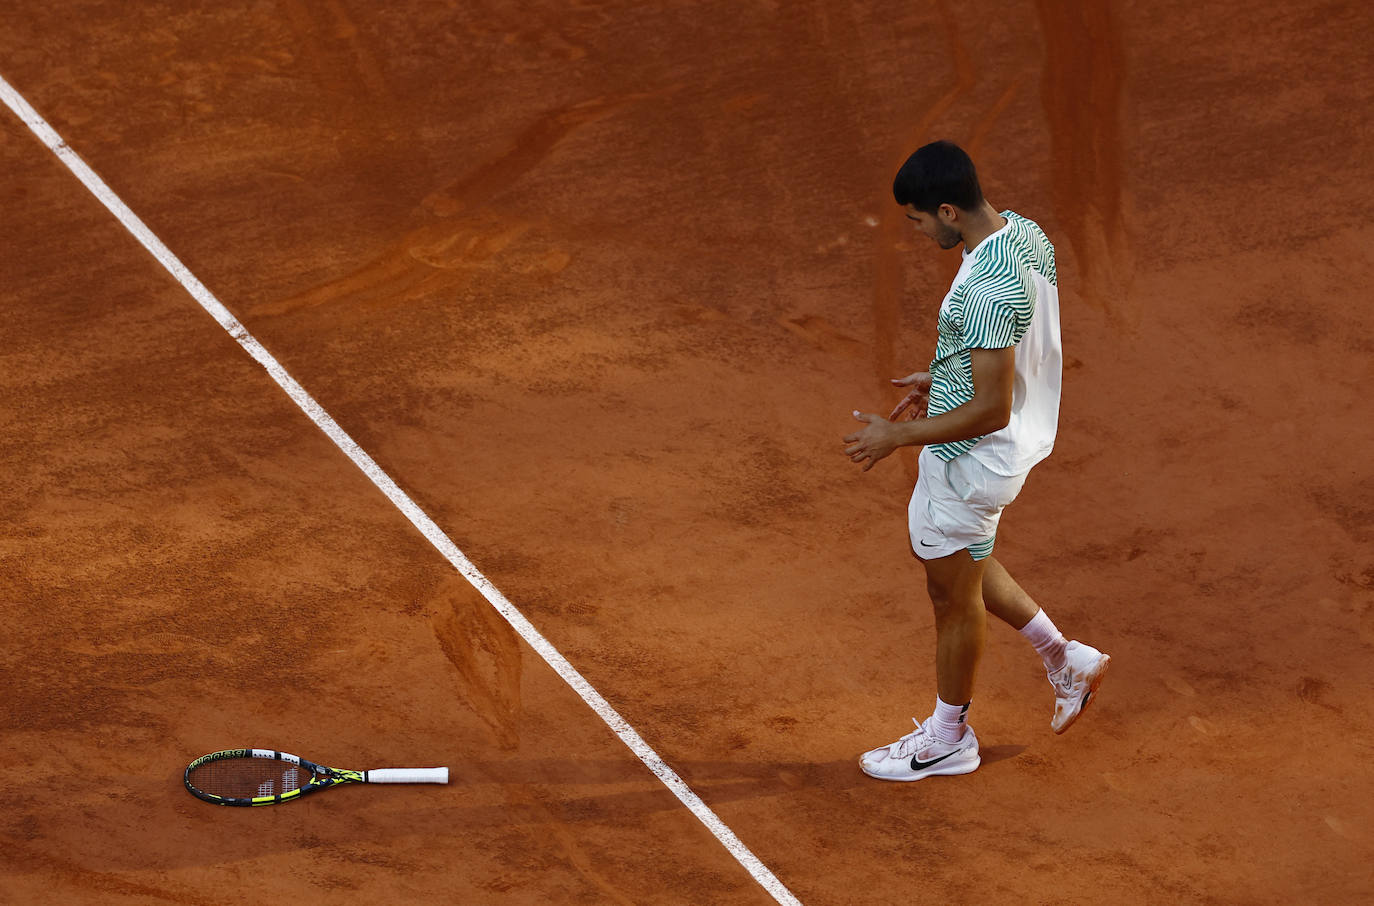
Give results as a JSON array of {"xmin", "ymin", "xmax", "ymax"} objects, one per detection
[{"xmin": 959, "ymin": 204, "xmax": 1007, "ymax": 252}]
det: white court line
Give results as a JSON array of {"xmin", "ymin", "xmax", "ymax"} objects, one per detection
[{"xmin": 0, "ymin": 73, "xmax": 803, "ymax": 906}]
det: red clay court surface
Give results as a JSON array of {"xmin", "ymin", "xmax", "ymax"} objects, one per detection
[{"xmin": 2, "ymin": 2, "xmax": 1372, "ymax": 904}]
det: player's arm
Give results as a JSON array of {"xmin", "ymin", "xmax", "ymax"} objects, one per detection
[{"xmin": 843, "ymin": 346, "xmax": 1014, "ymax": 471}]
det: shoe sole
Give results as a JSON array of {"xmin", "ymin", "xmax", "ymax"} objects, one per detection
[
  {"xmin": 859, "ymin": 754, "xmax": 981, "ymax": 782},
  {"xmin": 1053, "ymin": 653, "xmax": 1110, "ymax": 735}
]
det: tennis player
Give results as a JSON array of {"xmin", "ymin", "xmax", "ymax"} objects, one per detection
[{"xmin": 844, "ymin": 141, "xmax": 1110, "ymax": 781}]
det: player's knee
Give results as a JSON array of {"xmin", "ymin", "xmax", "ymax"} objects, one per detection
[
  {"xmin": 927, "ymin": 580, "xmax": 953, "ymax": 616},
  {"xmin": 929, "ymin": 581, "xmax": 983, "ymax": 624}
]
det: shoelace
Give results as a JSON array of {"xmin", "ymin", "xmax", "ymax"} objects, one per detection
[
  {"xmin": 893, "ymin": 718, "xmax": 935, "ymax": 758},
  {"xmin": 1049, "ymin": 663, "xmax": 1075, "ymax": 695}
]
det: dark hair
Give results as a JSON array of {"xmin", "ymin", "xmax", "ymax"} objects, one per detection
[{"xmin": 892, "ymin": 141, "xmax": 984, "ymax": 214}]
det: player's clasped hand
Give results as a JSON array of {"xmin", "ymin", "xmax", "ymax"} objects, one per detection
[
  {"xmin": 888, "ymin": 371, "xmax": 933, "ymax": 421},
  {"xmin": 844, "ymin": 372, "xmax": 932, "ymax": 472}
]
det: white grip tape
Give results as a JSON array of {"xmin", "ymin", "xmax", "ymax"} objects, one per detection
[{"xmin": 366, "ymin": 767, "xmax": 449, "ymax": 784}]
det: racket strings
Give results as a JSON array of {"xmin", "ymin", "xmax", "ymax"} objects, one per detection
[{"xmin": 188, "ymin": 757, "xmax": 312, "ymax": 799}]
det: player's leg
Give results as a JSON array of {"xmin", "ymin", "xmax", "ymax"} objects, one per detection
[
  {"xmin": 980, "ymin": 555, "xmax": 1039, "ymax": 630},
  {"xmin": 923, "ymin": 549, "xmax": 989, "ymax": 706},
  {"xmin": 859, "ymin": 545, "xmax": 985, "ymax": 782},
  {"xmin": 982, "ymin": 555, "xmax": 1110, "ymax": 733},
  {"xmin": 860, "ymin": 452, "xmax": 984, "ymax": 782}
]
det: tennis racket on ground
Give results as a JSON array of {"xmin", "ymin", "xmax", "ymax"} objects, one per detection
[{"xmin": 184, "ymin": 749, "xmax": 448, "ymax": 807}]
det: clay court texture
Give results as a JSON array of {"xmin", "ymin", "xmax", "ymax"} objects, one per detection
[{"xmin": 2, "ymin": 1, "xmax": 1371, "ymax": 903}]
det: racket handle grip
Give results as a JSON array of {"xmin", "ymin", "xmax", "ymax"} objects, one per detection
[{"xmin": 367, "ymin": 767, "xmax": 449, "ymax": 784}]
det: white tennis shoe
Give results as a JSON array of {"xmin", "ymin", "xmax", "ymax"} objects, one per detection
[
  {"xmin": 859, "ymin": 718, "xmax": 980, "ymax": 782},
  {"xmin": 1049, "ymin": 640, "xmax": 1110, "ymax": 734}
]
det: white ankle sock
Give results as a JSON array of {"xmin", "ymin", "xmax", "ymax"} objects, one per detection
[
  {"xmin": 930, "ymin": 696, "xmax": 969, "ymax": 744},
  {"xmin": 1020, "ymin": 608, "xmax": 1068, "ymax": 673}
]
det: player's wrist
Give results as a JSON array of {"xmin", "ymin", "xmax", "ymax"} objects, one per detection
[{"xmin": 895, "ymin": 418, "xmax": 928, "ymax": 448}]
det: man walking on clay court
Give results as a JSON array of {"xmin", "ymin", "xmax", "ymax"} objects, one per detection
[{"xmin": 843, "ymin": 140, "xmax": 1110, "ymax": 781}]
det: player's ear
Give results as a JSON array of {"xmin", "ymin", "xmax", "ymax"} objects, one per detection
[{"xmin": 937, "ymin": 203, "xmax": 958, "ymax": 225}]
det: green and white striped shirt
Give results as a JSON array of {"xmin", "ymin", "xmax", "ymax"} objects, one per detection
[{"xmin": 927, "ymin": 211, "xmax": 1059, "ymax": 464}]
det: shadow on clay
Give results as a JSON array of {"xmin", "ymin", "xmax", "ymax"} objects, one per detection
[{"xmin": 979, "ymin": 744, "xmax": 1029, "ymax": 766}]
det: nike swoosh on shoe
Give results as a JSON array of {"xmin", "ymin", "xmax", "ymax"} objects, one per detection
[{"xmin": 910, "ymin": 750, "xmax": 957, "ymax": 771}]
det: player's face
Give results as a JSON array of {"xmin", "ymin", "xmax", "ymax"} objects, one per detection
[{"xmin": 905, "ymin": 204, "xmax": 962, "ymax": 249}]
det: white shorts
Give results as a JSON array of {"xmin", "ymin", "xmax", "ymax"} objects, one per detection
[{"xmin": 908, "ymin": 447, "xmax": 1030, "ymax": 561}]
